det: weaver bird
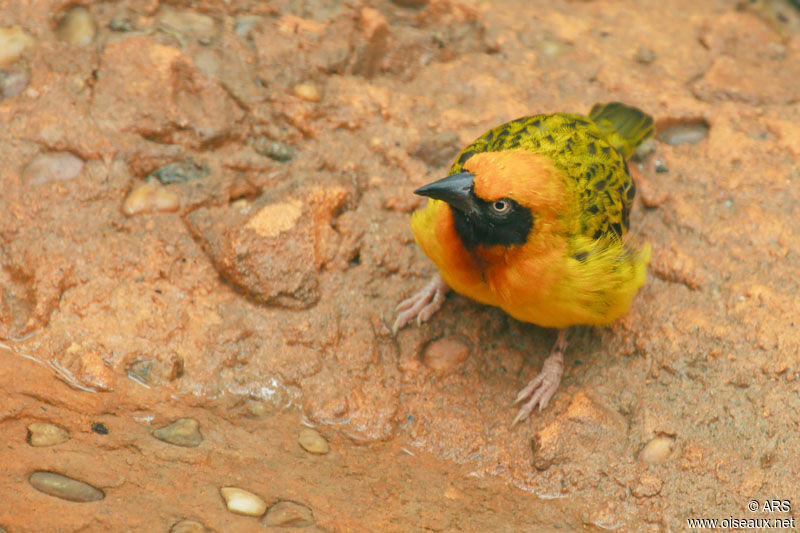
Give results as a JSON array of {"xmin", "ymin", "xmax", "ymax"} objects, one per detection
[{"xmin": 393, "ymin": 102, "xmax": 653, "ymax": 425}]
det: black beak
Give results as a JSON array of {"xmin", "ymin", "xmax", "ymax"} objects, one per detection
[{"xmin": 414, "ymin": 172, "xmax": 477, "ymax": 215}]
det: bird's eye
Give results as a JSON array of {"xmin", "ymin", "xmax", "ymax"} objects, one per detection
[{"xmin": 491, "ymin": 199, "xmax": 511, "ymax": 214}]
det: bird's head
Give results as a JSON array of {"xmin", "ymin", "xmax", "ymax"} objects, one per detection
[{"xmin": 414, "ymin": 150, "xmax": 569, "ymax": 252}]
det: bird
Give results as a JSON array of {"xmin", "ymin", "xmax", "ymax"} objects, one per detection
[{"xmin": 393, "ymin": 102, "xmax": 653, "ymax": 425}]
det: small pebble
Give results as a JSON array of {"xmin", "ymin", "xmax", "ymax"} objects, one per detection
[
  {"xmin": 631, "ymin": 138, "xmax": 656, "ymax": 162},
  {"xmin": 153, "ymin": 418, "xmax": 203, "ymax": 447},
  {"xmin": 635, "ymin": 46, "xmax": 656, "ymax": 64},
  {"xmin": 658, "ymin": 122, "xmax": 709, "ymax": 145},
  {"xmin": 0, "ymin": 26, "xmax": 36, "ymax": 68},
  {"xmin": 122, "ymin": 182, "xmax": 180, "ymax": 216},
  {"xmin": 29, "ymin": 471, "xmax": 105, "ymax": 502},
  {"xmin": 391, "ymin": 0, "xmax": 429, "ymax": 6},
  {"xmin": 220, "ymin": 487, "xmax": 267, "ymax": 517},
  {"xmin": 153, "ymin": 187, "xmax": 181, "ymax": 211},
  {"xmin": 298, "ymin": 428, "xmax": 330, "ymax": 455},
  {"xmin": 263, "ymin": 501, "xmax": 315, "ymax": 527},
  {"xmin": 127, "ymin": 359, "xmax": 158, "ymax": 386},
  {"xmin": 423, "ymin": 336, "xmax": 470, "ymax": 371},
  {"xmin": 170, "ymin": 519, "xmax": 212, "ymax": 533},
  {"xmin": 27, "ymin": 422, "xmax": 71, "ymax": 447},
  {"xmin": 639, "ymin": 436, "xmax": 674, "ymax": 463},
  {"xmin": 127, "ymin": 358, "xmax": 182, "ymax": 387},
  {"xmin": 234, "ymin": 15, "xmax": 262, "ymax": 38},
  {"xmin": 293, "ymin": 83, "xmax": 321, "ymax": 102},
  {"xmin": 22, "ymin": 151, "xmax": 85, "ymax": 185},
  {"xmin": 109, "ymin": 18, "xmax": 133, "ymax": 32},
  {"xmin": 245, "ymin": 400, "xmax": 268, "ymax": 417},
  {"xmin": 91, "ymin": 422, "xmax": 109, "ymax": 435},
  {"xmin": 160, "ymin": 9, "xmax": 216, "ymax": 35},
  {"xmin": 251, "ymin": 137, "xmax": 297, "ymax": 162},
  {"xmin": 538, "ymin": 39, "xmax": 569, "ymax": 59},
  {"xmin": 149, "ymin": 158, "xmax": 209, "ymax": 184},
  {"xmin": 122, "ymin": 182, "xmax": 157, "ymax": 215},
  {"xmin": 57, "ymin": 6, "xmax": 96, "ymax": 46},
  {"xmin": 0, "ymin": 67, "xmax": 29, "ymax": 99}
]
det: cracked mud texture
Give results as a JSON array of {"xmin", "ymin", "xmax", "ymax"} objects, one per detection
[{"xmin": 1, "ymin": 0, "xmax": 799, "ymax": 531}]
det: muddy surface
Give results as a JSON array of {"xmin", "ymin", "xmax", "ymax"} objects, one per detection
[{"xmin": 1, "ymin": 0, "xmax": 799, "ymax": 531}]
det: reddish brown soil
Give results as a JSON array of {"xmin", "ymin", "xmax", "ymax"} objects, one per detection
[{"xmin": 1, "ymin": 0, "xmax": 799, "ymax": 531}]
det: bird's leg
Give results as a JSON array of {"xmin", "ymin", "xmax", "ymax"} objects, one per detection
[
  {"xmin": 392, "ymin": 273, "xmax": 450, "ymax": 334},
  {"xmin": 512, "ymin": 328, "xmax": 570, "ymax": 426}
]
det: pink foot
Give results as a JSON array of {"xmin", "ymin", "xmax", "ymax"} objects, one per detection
[
  {"xmin": 392, "ymin": 273, "xmax": 450, "ymax": 334},
  {"xmin": 512, "ymin": 329, "xmax": 570, "ymax": 426}
]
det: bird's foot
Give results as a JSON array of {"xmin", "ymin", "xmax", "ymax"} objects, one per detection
[
  {"xmin": 392, "ymin": 273, "xmax": 450, "ymax": 335},
  {"xmin": 512, "ymin": 329, "xmax": 570, "ymax": 426}
]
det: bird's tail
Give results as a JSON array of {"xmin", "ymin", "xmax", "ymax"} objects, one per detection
[{"xmin": 589, "ymin": 102, "xmax": 654, "ymax": 159}]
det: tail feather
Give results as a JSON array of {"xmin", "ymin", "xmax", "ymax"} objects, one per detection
[{"xmin": 589, "ymin": 102, "xmax": 654, "ymax": 159}]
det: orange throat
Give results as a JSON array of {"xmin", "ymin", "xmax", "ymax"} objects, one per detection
[{"xmin": 412, "ymin": 198, "xmax": 567, "ymax": 313}]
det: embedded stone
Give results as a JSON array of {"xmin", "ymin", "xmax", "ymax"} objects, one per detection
[
  {"xmin": 153, "ymin": 418, "xmax": 203, "ymax": 447},
  {"xmin": 423, "ymin": 336, "xmax": 469, "ymax": 371},
  {"xmin": 22, "ymin": 152, "xmax": 84, "ymax": 185},
  {"xmin": 220, "ymin": 487, "xmax": 267, "ymax": 517},
  {"xmin": 57, "ymin": 6, "xmax": 96, "ymax": 46},
  {"xmin": 0, "ymin": 26, "xmax": 35, "ymax": 68},
  {"xmin": 293, "ymin": 83, "xmax": 321, "ymax": 102},
  {"xmin": 263, "ymin": 501, "xmax": 314, "ymax": 527},
  {"xmin": 27, "ymin": 422, "xmax": 71, "ymax": 447},
  {"xmin": 298, "ymin": 428, "xmax": 330, "ymax": 455},
  {"xmin": 658, "ymin": 122, "xmax": 709, "ymax": 145},
  {"xmin": 170, "ymin": 519, "xmax": 212, "ymax": 533},
  {"xmin": 640, "ymin": 436, "xmax": 674, "ymax": 464},
  {"xmin": 29, "ymin": 471, "xmax": 105, "ymax": 502}
]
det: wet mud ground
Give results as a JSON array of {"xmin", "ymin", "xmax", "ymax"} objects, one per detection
[{"xmin": 1, "ymin": 0, "xmax": 799, "ymax": 531}]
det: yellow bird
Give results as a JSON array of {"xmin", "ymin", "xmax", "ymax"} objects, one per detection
[{"xmin": 394, "ymin": 102, "xmax": 653, "ymax": 425}]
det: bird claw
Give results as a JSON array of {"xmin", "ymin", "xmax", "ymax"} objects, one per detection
[
  {"xmin": 511, "ymin": 372, "xmax": 559, "ymax": 426},
  {"xmin": 511, "ymin": 329, "xmax": 569, "ymax": 426},
  {"xmin": 392, "ymin": 273, "xmax": 449, "ymax": 335}
]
